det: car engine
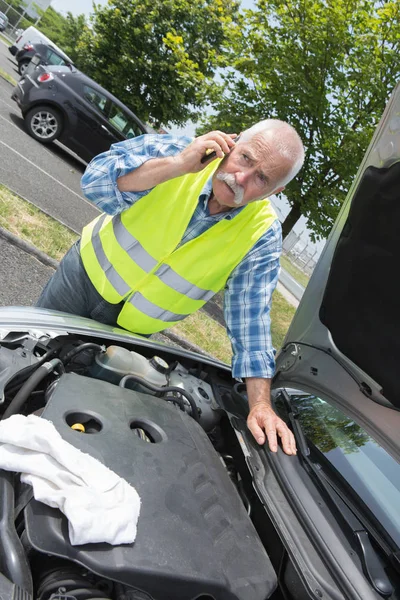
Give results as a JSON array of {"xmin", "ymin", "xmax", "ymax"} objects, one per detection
[{"xmin": 0, "ymin": 333, "xmax": 277, "ymax": 600}]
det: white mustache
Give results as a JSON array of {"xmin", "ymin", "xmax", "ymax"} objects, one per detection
[{"xmin": 216, "ymin": 172, "xmax": 244, "ymax": 205}]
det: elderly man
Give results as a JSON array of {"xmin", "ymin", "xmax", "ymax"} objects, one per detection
[{"xmin": 37, "ymin": 120, "xmax": 304, "ymax": 455}]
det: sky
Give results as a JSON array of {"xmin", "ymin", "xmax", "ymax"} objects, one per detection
[
  {"xmin": 51, "ymin": 0, "xmax": 255, "ymax": 17},
  {"xmin": 50, "ymin": 0, "xmax": 107, "ymax": 17},
  {"xmin": 49, "ymin": 0, "xmax": 326, "ymax": 259}
]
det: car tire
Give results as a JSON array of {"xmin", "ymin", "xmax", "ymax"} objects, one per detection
[
  {"xmin": 18, "ymin": 59, "xmax": 31, "ymax": 76},
  {"xmin": 24, "ymin": 105, "xmax": 63, "ymax": 144}
]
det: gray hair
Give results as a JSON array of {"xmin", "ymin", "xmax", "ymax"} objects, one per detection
[{"xmin": 239, "ymin": 119, "xmax": 305, "ymax": 188}]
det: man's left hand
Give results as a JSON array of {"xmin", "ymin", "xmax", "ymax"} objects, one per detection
[{"xmin": 247, "ymin": 403, "xmax": 297, "ymax": 455}]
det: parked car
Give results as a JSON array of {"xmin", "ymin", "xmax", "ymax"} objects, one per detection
[
  {"xmin": 11, "ymin": 64, "xmax": 152, "ymax": 162},
  {"xmin": 16, "ymin": 42, "xmax": 73, "ymax": 76},
  {"xmin": 0, "ymin": 11, "xmax": 8, "ymax": 32},
  {"xmin": 8, "ymin": 25, "xmax": 70, "ymax": 59},
  {"xmin": 1, "ymin": 83, "xmax": 400, "ymax": 600}
]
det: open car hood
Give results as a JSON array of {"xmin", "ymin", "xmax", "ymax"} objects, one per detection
[{"xmin": 275, "ymin": 82, "xmax": 400, "ymax": 462}]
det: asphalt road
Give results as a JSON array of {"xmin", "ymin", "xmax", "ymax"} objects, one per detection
[
  {"xmin": 0, "ymin": 236, "xmax": 53, "ymax": 306},
  {"xmin": 0, "ymin": 36, "xmax": 18, "ymax": 80}
]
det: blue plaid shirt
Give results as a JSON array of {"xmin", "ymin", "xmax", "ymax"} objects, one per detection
[{"xmin": 81, "ymin": 134, "xmax": 282, "ymax": 379}]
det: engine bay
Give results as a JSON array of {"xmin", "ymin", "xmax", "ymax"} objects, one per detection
[{"xmin": 0, "ymin": 330, "xmax": 277, "ymax": 600}]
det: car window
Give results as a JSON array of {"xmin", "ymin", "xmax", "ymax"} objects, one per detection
[
  {"xmin": 36, "ymin": 45, "xmax": 50, "ymax": 60},
  {"xmin": 276, "ymin": 391, "xmax": 400, "ymax": 546},
  {"xmin": 83, "ymin": 85, "xmax": 108, "ymax": 115},
  {"xmin": 108, "ymin": 103, "xmax": 142, "ymax": 138},
  {"xmin": 47, "ymin": 50, "xmax": 67, "ymax": 66}
]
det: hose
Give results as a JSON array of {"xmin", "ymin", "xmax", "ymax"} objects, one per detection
[
  {"xmin": 6, "ymin": 343, "xmax": 103, "ymax": 397},
  {"xmin": 119, "ymin": 374, "xmax": 200, "ymax": 422},
  {"xmin": 159, "ymin": 394, "xmax": 186, "ymax": 412},
  {"xmin": 0, "ymin": 471, "xmax": 33, "ymax": 594},
  {"xmin": 5, "ymin": 346, "xmax": 61, "ymax": 396},
  {"xmin": 63, "ymin": 343, "xmax": 105, "ymax": 365},
  {"xmin": 2, "ymin": 359, "xmax": 64, "ymax": 420}
]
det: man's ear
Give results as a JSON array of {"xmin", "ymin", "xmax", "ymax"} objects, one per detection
[{"xmin": 273, "ymin": 186, "xmax": 285, "ymax": 195}]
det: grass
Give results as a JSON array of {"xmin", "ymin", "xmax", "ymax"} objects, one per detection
[
  {"xmin": 270, "ymin": 289, "xmax": 297, "ymax": 348},
  {"xmin": 0, "ymin": 185, "xmax": 78, "ymax": 260},
  {"xmin": 174, "ymin": 287, "xmax": 296, "ymax": 364},
  {"xmin": 0, "ymin": 184, "xmax": 296, "ymax": 362},
  {"xmin": 173, "ymin": 311, "xmax": 232, "ymax": 364},
  {"xmin": 280, "ymin": 254, "xmax": 310, "ymax": 288},
  {"xmin": 0, "ymin": 33, "xmax": 10, "ymax": 46},
  {"xmin": 0, "ymin": 66, "xmax": 16, "ymax": 86}
]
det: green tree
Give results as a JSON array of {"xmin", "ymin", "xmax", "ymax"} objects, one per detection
[
  {"xmin": 37, "ymin": 6, "xmax": 69, "ymax": 45},
  {"xmin": 295, "ymin": 394, "xmax": 370, "ymax": 455},
  {"xmin": 56, "ymin": 12, "xmax": 88, "ymax": 64},
  {"xmin": 36, "ymin": 8, "xmax": 88, "ymax": 64},
  {"xmin": 198, "ymin": 0, "xmax": 400, "ymax": 240},
  {"xmin": 75, "ymin": 0, "xmax": 240, "ymax": 127}
]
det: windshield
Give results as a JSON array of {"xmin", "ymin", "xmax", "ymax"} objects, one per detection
[{"xmin": 279, "ymin": 391, "xmax": 400, "ymax": 547}]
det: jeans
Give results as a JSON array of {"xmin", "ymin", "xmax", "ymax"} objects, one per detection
[{"xmin": 36, "ymin": 241, "xmax": 124, "ymax": 327}]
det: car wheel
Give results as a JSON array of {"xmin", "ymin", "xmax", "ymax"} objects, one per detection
[
  {"xmin": 24, "ymin": 105, "xmax": 63, "ymax": 143},
  {"xmin": 18, "ymin": 59, "xmax": 31, "ymax": 76}
]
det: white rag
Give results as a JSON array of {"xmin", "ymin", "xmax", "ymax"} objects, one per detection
[{"xmin": 0, "ymin": 414, "xmax": 140, "ymax": 546}]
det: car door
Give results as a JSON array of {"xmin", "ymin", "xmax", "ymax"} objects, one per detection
[
  {"xmin": 105, "ymin": 102, "xmax": 146, "ymax": 141},
  {"xmin": 69, "ymin": 83, "xmax": 120, "ymax": 161},
  {"xmin": 46, "ymin": 49, "xmax": 69, "ymax": 68}
]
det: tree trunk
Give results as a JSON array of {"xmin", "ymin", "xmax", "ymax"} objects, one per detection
[{"xmin": 281, "ymin": 203, "xmax": 302, "ymax": 239}]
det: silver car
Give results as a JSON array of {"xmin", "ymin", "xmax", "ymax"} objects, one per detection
[{"xmin": 0, "ymin": 84, "xmax": 399, "ymax": 600}]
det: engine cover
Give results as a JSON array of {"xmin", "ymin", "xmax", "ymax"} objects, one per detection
[{"xmin": 24, "ymin": 374, "xmax": 276, "ymax": 600}]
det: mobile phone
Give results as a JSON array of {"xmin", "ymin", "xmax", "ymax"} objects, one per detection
[{"xmin": 200, "ymin": 135, "xmax": 241, "ymax": 164}]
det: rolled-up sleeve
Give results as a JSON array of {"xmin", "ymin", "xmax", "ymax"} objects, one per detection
[
  {"xmin": 224, "ymin": 219, "xmax": 282, "ymax": 379},
  {"xmin": 80, "ymin": 134, "xmax": 192, "ymax": 215}
]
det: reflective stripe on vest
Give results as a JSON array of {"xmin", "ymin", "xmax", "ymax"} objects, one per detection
[
  {"xmin": 80, "ymin": 159, "xmax": 278, "ymax": 334},
  {"xmin": 129, "ymin": 292, "xmax": 188, "ymax": 322},
  {"xmin": 92, "ymin": 215, "xmax": 130, "ymax": 297},
  {"xmin": 91, "ymin": 214, "xmax": 216, "ymax": 304}
]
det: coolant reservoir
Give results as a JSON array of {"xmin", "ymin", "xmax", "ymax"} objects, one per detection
[{"xmin": 90, "ymin": 345, "xmax": 168, "ymax": 387}]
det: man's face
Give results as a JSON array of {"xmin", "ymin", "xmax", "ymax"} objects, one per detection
[{"xmin": 211, "ymin": 135, "xmax": 291, "ymax": 208}]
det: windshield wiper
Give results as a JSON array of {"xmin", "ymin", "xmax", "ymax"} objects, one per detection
[{"xmin": 279, "ymin": 389, "xmax": 393, "ymax": 597}]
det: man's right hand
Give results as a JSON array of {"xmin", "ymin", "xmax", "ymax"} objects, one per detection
[
  {"xmin": 173, "ymin": 131, "xmax": 237, "ymax": 175},
  {"xmin": 117, "ymin": 131, "xmax": 237, "ymax": 194}
]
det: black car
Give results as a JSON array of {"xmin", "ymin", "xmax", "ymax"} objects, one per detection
[
  {"xmin": 15, "ymin": 42, "xmax": 73, "ymax": 76},
  {"xmin": 11, "ymin": 64, "xmax": 151, "ymax": 162}
]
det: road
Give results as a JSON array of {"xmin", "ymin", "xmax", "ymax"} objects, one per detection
[
  {"xmin": 0, "ymin": 235, "xmax": 53, "ymax": 306},
  {"xmin": 0, "ymin": 35, "xmax": 18, "ymax": 80}
]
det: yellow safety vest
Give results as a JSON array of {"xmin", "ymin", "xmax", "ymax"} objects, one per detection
[{"xmin": 80, "ymin": 159, "xmax": 278, "ymax": 334}]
